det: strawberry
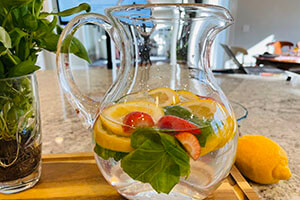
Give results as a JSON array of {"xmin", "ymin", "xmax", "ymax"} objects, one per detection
[
  {"xmin": 122, "ymin": 112, "xmax": 155, "ymax": 133},
  {"xmin": 156, "ymin": 115, "xmax": 201, "ymax": 134},
  {"xmin": 175, "ymin": 132, "xmax": 201, "ymax": 160}
]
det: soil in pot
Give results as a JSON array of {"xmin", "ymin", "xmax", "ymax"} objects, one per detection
[{"xmin": 0, "ymin": 130, "xmax": 41, "ymax": 182}]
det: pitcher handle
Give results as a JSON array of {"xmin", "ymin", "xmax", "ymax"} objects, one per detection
[{"xmin": 56, "ymin": 13, "xmax": 114, "ymax": 128}]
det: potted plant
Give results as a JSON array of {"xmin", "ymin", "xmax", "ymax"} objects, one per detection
[{"xmin": 0, "ymin": 0, "xmax": 91, "ymax": 193}]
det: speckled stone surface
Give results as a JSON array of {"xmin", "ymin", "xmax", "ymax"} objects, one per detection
[{"xmin": 36, "ymin": 69, "xmax": 300, "ymax": 200}]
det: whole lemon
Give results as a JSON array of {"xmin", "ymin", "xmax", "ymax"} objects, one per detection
[{"xmin": 235, "ymin": 135, "xmax": 291, "ymax": 184}]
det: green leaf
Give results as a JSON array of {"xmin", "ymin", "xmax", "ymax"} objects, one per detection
[
  {"xmin": 121, "ymin": 129, "xmax": 190, "ymax": 194},
  {"xmin": 56, "ymin": 25, "xmax": 63, "ymax": 35},
  {"xmin": 35, "ymin": 18, "xmax": 57, "ymax": 38},
  {"xmin": 0, "ymin": 76, "xmax": 34, "ymax": 141},
  {"xmin": 12, "ymin": 55, "xmax": 22, "ymax": 64},
  {"xmin": 35, "ymin": 19, "xmax": 50, "ymax": 37},
  {"xmin": 0, "ymin": 1, "xmax": 91, "ymax": 79},
  {"xmin": 23, "ymin": 14, "xmax": 38, "ymax": 31},
  {"xmin": 40, "ymin": 3, "xmax": 91, "ymax": 18},
  {"xmin": 39, "ymin": 33, "xmax": 59, "ymax": 52},
  {"xmin": 61, "ymin": 34, "xmax": 91, "ymax": 63},
  {"xmin": 164, "ymin": 105, "xmax": 194, "ymax": 121},
  {"xmin": 8, "ymin": 60, "xmax": 40, "ymax": 77},
  {"xmin": 0, "ymin": 53, "xmax": 21, "ymax": 68},
  {"xmin": 9, "ymin": 28, "xmax": 27, "ymax": 49},
  {"xmin": 32, "ymin": 0, "xmax": 43, "ymax": 16},
  {"xmin": 0, "ymin": 46, "xmax": 7, "ymax": 56},
  {"xmin": 121, "ymin": 139, "xmax": 179, "ymax": 194},
  {"xmin": 18, "ymin": 38, "xmax": 30, "ymax": 60},
  {"xmin": 159, "ymin": 133, "xmax": 190, "ymax": 177},
  {"xmin": 11, "ymin": 6, "xmax": 29, "ymax": 27},
  {"xmin": 94, "ymin": 144, "xmax": 128, "ymax": 161},
  {"xmin": 0, "ymin": 26, "xmax": 12, "ymax": 49},
  {"xmin": 130, "ymin": 128, "xmax": 160, "ymax": 148},
  {"xmin": 48, "ymin": 16, "xmax": 58, "ymax": 32},
  {"xmin": 194, "ymin": 120, "xmax": 214, "ymax": 147},
  {"xmin": 0, "ymin": 0, "xmax": 33, "ymax": 8},
  {"xmin": 0, "ymin": 60, "xmax": 5, "ymax": 78},
  {"xmin": 150, "ymin": 162, "xmax": 180, "ymax": 194}
]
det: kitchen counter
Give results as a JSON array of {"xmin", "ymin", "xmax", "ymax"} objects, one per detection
[{"xmin": 37, "ymin": 69, "xmax": 300, "ymax": 200}]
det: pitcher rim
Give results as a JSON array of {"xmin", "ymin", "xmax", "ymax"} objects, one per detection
[{"xmin": 105, "ymin": 3, "xmax": 233, "ymax": 22}]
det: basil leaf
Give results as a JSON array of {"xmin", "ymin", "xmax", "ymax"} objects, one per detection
[
  {"xmin": 159, "ymin": 133, "xmax": 190, "ymax": 177},
  {"xmin": 8, "ymin": 60, "xmax": 40, "ymax": 77},
  {"xmin": 94, "ymin": 144, "xmax": 128, "ymax": 161},
  {"xmin": 0, "ymin": 26, "xmax": 12, "ymax": 49},
  {"xmin": 194, "ymin": 120, "xmax": 214, "ymax": 147},
  {"xmin": 131, "ymin": 129, "xmax": 190, "ymax": 176},
  {"xmin": 130, "ymin": 128, "xmax": 160, "ymax": 148},
  {"xmin": 121, "ymin": 129, "xmax": 190, "ymax": 194},
  {"xmin": 121, "ymin": 139, "xmax": 179, "ymax": 194},
  {"xmin": 164, "ymin": 105, "xmax": 194, "ymax": 120},
  {"xmin": 150, "ymin": 160, "xmax": 180, "ymax": 194}
]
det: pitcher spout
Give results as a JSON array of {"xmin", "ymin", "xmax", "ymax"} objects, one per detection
[{"xmin": 201, "ymin": 4, "xmax": 234, "ymax": 45}]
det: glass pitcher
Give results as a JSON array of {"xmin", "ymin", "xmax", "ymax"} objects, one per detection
[{"xmin": 57, "ymin": 3, "xmax": 237, "ymax": 200}]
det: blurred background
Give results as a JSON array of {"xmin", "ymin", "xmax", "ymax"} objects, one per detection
[{"xmin": 38, "ymin": 0, "xmax": 300, "ymax": 73}]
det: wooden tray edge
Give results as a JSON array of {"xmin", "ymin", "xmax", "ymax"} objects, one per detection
[{"xmin": 41, "ymin": 153, "xmax": 260, "ymax": 200}]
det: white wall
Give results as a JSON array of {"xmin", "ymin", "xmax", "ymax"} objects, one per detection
[{"xmin": 230, "ymin": 0, "xmax": 300, "ymax": 48}]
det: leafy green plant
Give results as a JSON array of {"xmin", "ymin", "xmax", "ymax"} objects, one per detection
[
  {"xmin": 0, "ymin": 0, "xmax": 91, "ymax": 142},
  {"xmin": 0, "ymin": 0, "xmax": 91, "ymax": 79}
]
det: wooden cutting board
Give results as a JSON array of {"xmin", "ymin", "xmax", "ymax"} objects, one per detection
[{"xmin": 0, "ymin": 152, "xmax": 260, "ymax": 200}]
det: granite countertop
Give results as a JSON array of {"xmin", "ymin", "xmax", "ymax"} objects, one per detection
[{"xmin": 36, "ymin": 69, "xmax": 300, "ymax": 200}]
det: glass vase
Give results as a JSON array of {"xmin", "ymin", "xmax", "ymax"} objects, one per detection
[{"xmin": 0, "ymin": 73, "xmax": 41, "ymax": 194}]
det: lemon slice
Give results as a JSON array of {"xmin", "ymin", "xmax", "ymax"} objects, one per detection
[
  {"xmin": 180, "ymin": 99, "xmax": 218, "ymax": 120},
  {"xmin": 181, "ymin": 99, "xmax": 237, "ymax": 156},
  {"xmin": 177, "ymin": 90, "xmax": 200, "ymax": 102},
  {"xmin": 199, "ymin": 115, "xmax": 236, "ymax": 156},
  {"xmin": 94, "ymin": 117, "xmax": 134, "ymax": 152},
  {"xmin": 100, "ymin": 100, "xmax": 164, "ymax": 136},
  {"xmin": 148, "ymin": 88, "xmax": 180, "ymax": 107}
]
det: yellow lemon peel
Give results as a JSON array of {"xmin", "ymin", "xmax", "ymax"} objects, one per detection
[
  {"xmin": 235, "ymin": 135, "xmax": 291, "ymax": 184},
  {"xmin": 94, "ymin": 117, "xmax": 134, "ymax": 152}
]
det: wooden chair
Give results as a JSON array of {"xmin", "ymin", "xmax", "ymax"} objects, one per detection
[{"xmin": 266, "ymin": 41, "xmax": 294, "ymax": 55}]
